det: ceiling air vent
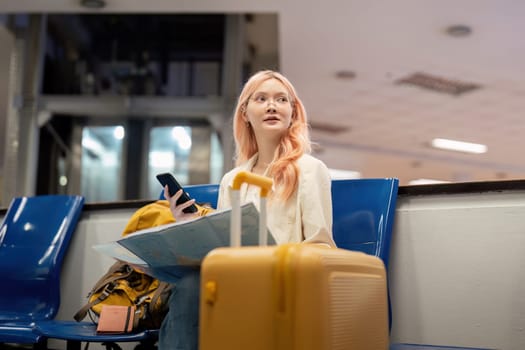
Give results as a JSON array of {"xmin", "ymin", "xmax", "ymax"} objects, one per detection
[
  {"xmin": 395, "ymin": 72, "xmax": 481, "ymax": 96},
  {"xmin": 310, "ymin": 121, "xmax": 349, "ymax": 134}
]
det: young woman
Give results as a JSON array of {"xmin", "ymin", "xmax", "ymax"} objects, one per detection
[{"xmin": 159, "ymin": 70, "xmax": 335, "ymax": 349}]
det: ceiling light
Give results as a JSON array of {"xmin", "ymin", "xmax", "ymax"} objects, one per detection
[
  {"xmin": 408, "ymin": 178, "xmax": 450, "ymax": 185},
  {"xmin": 431, "ymin": 138, "xmax": 487, "ymax": 154},
  {"xmin": 81, "ymin": 0, "xmax": 106, "ymax": 9},
  {"xmin": 328, "ymin": 169, "xmax": 361, "ymax": 180}
]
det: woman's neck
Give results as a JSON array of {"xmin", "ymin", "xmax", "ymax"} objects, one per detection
[
  {"xmin": 257, "ymin": 140, "xmax": 278, "ymax": 164},
  {"xmin": 251, "ymin": 160, "xmax": 269, "ymax": 175},
  {"xmin": 253, "ymin": 139, "xmax": 278, "ymax": 175}
]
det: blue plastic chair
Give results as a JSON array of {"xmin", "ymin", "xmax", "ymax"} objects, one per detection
[
  {"xmin": 0, "ymin": 195, "xmax": 85, "ymax": 346},
  {"xmin": 0, "ymin": 195, "xmax": 157, "ymax": 350},
  {"xmin": 331, "ymin": 178, "xmax": 398, "ymax": 270}
]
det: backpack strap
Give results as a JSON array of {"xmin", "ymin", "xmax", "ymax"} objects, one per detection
[
  {"xmin": 135, "ymin": 281, "xmax": 172, "ymax": 328},
  {"xmin": 74, "ymin": 281, "xmax": 116, "ymax": 321},
  {"xmin": 73, "ymin": 261, "xmax": 134, "ymax": 322},
  {"xmin": 148, "ymin": 281, "xmax": 172, "ymax": 312}
]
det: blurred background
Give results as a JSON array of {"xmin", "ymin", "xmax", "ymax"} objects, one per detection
[{"xmin": 1, "ymin": 0, "xmax": 525, "ymax": 205}]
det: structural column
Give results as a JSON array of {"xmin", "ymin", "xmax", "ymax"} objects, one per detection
[
  {"xmin": 2, "ymin": 14, "xmax": 46, "ymax": 204},
  {"xmin": 219, "ymin": 14, "xmax": 245, "ymax": 172}
]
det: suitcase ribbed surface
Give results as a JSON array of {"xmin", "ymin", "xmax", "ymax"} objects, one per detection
[{"xmin": 330, "ymin": 273, "xmax": 388, "ymax": 349}]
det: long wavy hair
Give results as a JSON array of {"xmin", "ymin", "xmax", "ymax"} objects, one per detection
[{"xmin": 233, "ymin": 70, "xmax": 312, "ymax": 201}]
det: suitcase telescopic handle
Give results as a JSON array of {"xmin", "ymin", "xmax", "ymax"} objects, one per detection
[{"xmin": 230, "ymin": 171, "xmax": 273, "ymax": 247}]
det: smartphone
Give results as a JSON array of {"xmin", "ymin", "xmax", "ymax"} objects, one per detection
[{"xmin": 156, "ymin": 173, "xmax": 198, "ymax": 214}]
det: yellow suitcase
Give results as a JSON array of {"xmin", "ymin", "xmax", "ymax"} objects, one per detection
[{"xmin": 199, "ymin": 172, "xmax": 389, "ymax": 350}]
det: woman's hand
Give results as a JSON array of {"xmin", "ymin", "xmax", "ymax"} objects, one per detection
[{"xmin": 163, "ymin": 185, "xmax": 198, "ymax": 222}]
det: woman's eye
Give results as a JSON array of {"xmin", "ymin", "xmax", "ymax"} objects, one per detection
[
  {"xmin": 277, "ymin": 97, "xmax": 288, "ymax": 103},
  {"xmin": 255, "ymin": 96, "xmax": 266, "ymax": 102}
]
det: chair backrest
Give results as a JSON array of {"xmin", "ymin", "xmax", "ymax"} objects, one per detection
[
  {"xmin": 0, "ymin": 195, "xmax": 85, "ymax": 322},
  {"xmin": 185, "ymin": 184, "xmax": 219, "ymax": 209},
  {"xmin": 331, "ymin": 178, "xmax": 399, "ymax": 268}
]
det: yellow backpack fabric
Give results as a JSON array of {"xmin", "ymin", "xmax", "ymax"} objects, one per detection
[
  {"xmin": 74, "ymin": 200, "xmax": 212, "ymax": 330},
  {"xmin": 120, "ymin": 200, "xmax": 175, "ymax": 236}
]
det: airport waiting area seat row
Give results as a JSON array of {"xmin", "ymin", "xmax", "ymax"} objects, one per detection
[{"xmin": 0, "ymin": 180, "xmax": 493, "ymax": 350}]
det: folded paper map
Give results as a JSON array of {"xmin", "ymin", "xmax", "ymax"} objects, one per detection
[{"xmin": 94, "ymin": 202, "xmax": 275, "ymax": 283}]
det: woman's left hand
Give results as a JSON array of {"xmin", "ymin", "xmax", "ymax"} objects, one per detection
[{"xmin": 163, "ymin": 185, "xmax": 198, "ymax": 222}]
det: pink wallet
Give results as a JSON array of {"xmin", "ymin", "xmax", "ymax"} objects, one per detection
[{"xmin": 96, "ymin": 305, "xmax": 135, "ymax": 334}]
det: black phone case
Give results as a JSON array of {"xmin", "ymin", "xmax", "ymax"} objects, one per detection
[{"xmin": 156, "ymin": 173, "xmax": 198, "ymax": 213}]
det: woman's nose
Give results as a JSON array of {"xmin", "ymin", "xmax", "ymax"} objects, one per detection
[
  {"xmin": 266, "ymin": 105, "xmax": 276, "ymax": 113},
  {"xmin": 266, "ymin": 100, "xmax": 276, "ymax": 111}
]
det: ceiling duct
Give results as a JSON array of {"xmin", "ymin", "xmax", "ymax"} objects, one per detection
[
  {"xmin": 310, "ymin": 121, "xmax": 349, "ymax": 134},
  {"xmin": 395, "ymin": 72, "xmax": 481, "ymax": 96}
]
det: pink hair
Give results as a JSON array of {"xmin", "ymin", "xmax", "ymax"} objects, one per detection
[{"xmin": 233, "ymin": 70, "xmax": 312, "ymax": 201}]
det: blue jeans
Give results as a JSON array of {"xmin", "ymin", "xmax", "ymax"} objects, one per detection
[{"xmin": 158, "ymin": 269, "xmax": 200, "ymax": 350}]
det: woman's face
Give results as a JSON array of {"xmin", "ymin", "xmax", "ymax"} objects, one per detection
[{"xmin": 244, "ymin": 78, "xmax": 293, "ymax": 140}]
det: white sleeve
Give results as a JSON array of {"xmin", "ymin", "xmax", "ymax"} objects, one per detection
[
  {"xmin": 217, "ymin": 171, "xmax": 233, "ymax": 210},
  {"xmin": 299, "ymin": 159, "xmax": 336, "ymax": 247}
]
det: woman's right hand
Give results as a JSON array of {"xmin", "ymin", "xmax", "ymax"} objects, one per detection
[{"xmin": 163, "ymin": 185, "xmax": 198, "ymax": 222}]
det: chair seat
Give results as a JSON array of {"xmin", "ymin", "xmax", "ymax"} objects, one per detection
[
  {"xmin": 0, "ymin": 323, "xmax": 43, "ymax": 344},
  {"xmin": 36, "ymin": 321, "xmax": 158, "ymax": 342}
]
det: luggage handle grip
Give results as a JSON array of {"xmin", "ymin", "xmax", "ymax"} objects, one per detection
[
  {"xmin": 230, "ymin": 171, "xmax": 273, "ymax": 247},
  {"xmin": 231, "ymin": 171, "xmax": 273, "ymax": 197}
]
